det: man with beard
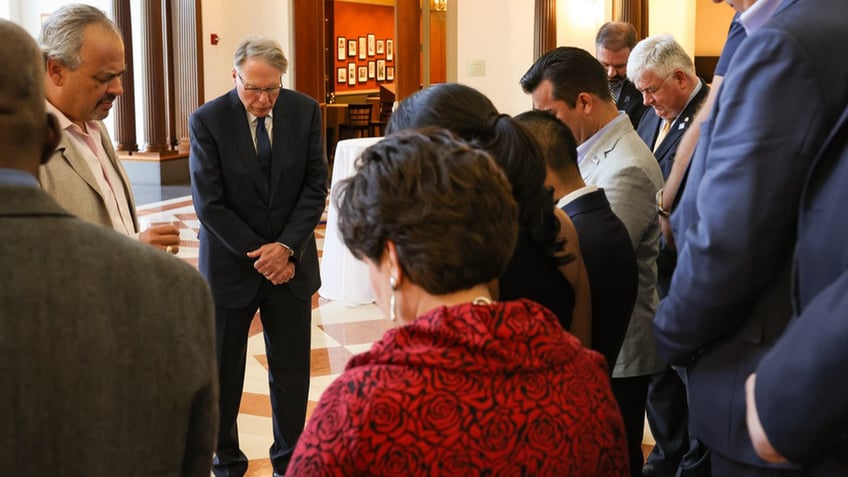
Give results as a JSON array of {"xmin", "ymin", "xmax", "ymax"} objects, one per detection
[
  {"xmin": 38, "ymin": 4, "xmax": 180, "ymax": 253},
  {"xmin": 596, "ymin": 22, "xmax": 648, "ymax": 128}
]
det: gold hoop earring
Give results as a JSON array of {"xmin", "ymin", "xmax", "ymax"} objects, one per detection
[{"xmin": 389, "ymin": 276, "xmax": 398, "ymax": 322}]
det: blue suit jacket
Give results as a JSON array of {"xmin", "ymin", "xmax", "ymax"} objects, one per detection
[
  {"xmin": 753, "ymin": 103, "xmax": 848, "ymax": 474},
  {"xmin": 189, "ymin": 89, "xmax": 328, "ymax": 307},
  {"xmin": 561, "ymin": 188, "xmax": 637, "ymax": 372},
  {"xmin": 637, "ymin": 81, "xmax": 709, "ymax": 181},
  {"xmin": 654, "ymin": 0, "xmax": 848, "ymax": 466},
  {"xmin": 617, "ymin": 80, "xmax": 648, "ymax": 128}
]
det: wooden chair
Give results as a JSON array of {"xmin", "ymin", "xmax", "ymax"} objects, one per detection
[
  {"xmin": 339, "ymin": 103, "xmax": 373, "ymax": 139},
  {"xmin": 370, "ymin": 100, "xmax": 394, "ymax": 137}
]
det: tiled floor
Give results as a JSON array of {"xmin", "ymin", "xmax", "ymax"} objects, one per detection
[
  {"xmin": 137, "ymin": 195, "xmax": 655, "ymax": 476},
  {"xmin": 137, "ymin": 196, "xmax": 386, "ymax": 476}
]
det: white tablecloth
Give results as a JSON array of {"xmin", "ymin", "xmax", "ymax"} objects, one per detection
[{"xmin": 319, "ymin": 137, "xmax": 383, "ymax": 305}]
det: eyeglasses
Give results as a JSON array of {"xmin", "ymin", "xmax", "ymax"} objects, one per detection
[{"xmin": 237, "ymin": 72, "xmax": 282, "ymax": 97}]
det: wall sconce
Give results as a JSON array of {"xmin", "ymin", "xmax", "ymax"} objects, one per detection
[{"xmin": 432, "ymin": 0, "xmax": 447, "ymax": 12}]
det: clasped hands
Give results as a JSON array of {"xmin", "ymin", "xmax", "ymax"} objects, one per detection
[{"xmin": 247, "ymin": 243, "xmax": 295, "ymax": 285}]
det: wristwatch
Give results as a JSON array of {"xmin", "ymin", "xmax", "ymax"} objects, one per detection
[{"xmin": 656, "ymin": 188, "xmax": 671, "ymax": 218}]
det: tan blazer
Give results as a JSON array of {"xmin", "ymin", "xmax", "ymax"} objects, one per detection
[
  {"xmin": 39, "ymin": 121, "xmax": 138, "ymax": 232},
  {"xmin": 0, "ymin": 185, "xmax": 218, "ymax": 476}
]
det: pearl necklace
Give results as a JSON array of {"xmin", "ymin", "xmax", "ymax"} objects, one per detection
[{"xmin": 472, "ymin": 296, "xmax": 494, "ymax": 305}]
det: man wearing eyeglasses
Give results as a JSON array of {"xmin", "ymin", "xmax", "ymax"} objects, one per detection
[{"xmin": 189, "ymin": 36, "xmax": 328, "ymax": 477}]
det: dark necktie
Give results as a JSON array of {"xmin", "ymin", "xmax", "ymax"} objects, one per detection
[{"xmin": 256, "ymin": 116, "xmax": 272, "ymax": 185}]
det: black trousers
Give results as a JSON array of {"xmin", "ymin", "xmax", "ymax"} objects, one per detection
[
  {"xmin": 611, "ymin": 374, "xmax": 651, "ymax": 477},
  {"xmin": 212, "ymin": 281, "xmax": 312, "ymax": 477}
]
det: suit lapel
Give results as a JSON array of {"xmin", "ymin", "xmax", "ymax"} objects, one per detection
[
  {"xmin": 55, "ymin": 134, "xmax": 103, "ymax": 201},
  {"xmin": 580, "ymin": 115, "xmax": 632, "ymax": 178},
  {"xmin": 96, "ymin": 124, "xmax": 138, "ymax": 229},
  {"xmin": 228, "ymin": 90, "xmax": 271, "ymax": 201},
  {"xmin": 269, "ymin": 97, "xmax": 290, "ymax": 202},
  {"xmin": 654, "ymin": 82, "xmax": 709, "ymax": 160}
]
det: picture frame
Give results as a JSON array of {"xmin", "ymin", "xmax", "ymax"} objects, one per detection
[
  {"xmin": 367, "ymin": 34, "xmax": 376, "ymax": 57},
  {"xmin": 358, "ymin": 66, "xmax": 368, "ymax": 83},
  {"xmin": 337, "ymin": 36, "xmax": 346, "ymax": 61},
  {"xmin": 347, "ymin": 62, "xmax": 356, "ymax": 86},
  {"xmin": 347, "ymin": 39, "xmax": 356, "ymax": 58},
  {"xmin": 358, "ymin": 36, "xmax": 366, "ymax": 60},
  {"xmin": 337, "ymin": 67, "xmax": 347, "ymax": 84},
  {"xmin": 386, "ymin": 39, "xmax": 393, "ymax": 61},
  {"xmin": 376, "ymin": 59, "xmax": 386, "ymax": 82},
  {"xmin": 386, "ymin": 66, "xmax": 394, "ymax": 82},
  {"xmin": 376, "ymin": 39, "xmax": 385, "ymax": 55},
  {"xmin": 368, "ymin": 61, "xmax": 376, "ymax": 79}
]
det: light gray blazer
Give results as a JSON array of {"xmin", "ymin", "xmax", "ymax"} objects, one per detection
[
  {"xmin": 0, "ymin": 185, "xmax": 218, "ymax": 476},
  {"xmin": 39, "ymin": 121, "xmax": 138, "ymax": 232},
  {"xmin": 580, "ymin": 114, "xmax": 665, "ymax": 378}
]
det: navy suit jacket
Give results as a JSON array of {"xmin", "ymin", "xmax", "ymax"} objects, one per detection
[
  {"xmin": 637, "ymin": 81, "xmax": 709, "ymax": 180},
  {"xmin": 654, "ymin": 0, "xmax": 848, "ymax": 466},
  {"xmin": 561, "ymin": 188, "xmax": 637, "ymax": 372},
  {"xmin": 189, "ymin": 88, "xmax": 328, "ymax": 307},
  {"xmin": 754, "ymin": 103, "xmax": 848, "ymax": 474},
  {"xmin": 617, "ymin": 80, "xmax": 648, "ymax": 128}
]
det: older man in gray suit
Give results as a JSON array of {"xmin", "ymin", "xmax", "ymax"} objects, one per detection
[
  {"xmin": 0, "ymin": 19, "xmax": 217, "ymax": 476},
  {"xmin": 522, "ymin": 46, "xmax": 664, "ymax": 477}
]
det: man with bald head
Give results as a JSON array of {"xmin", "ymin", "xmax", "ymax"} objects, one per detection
[
  {"xmin": 0, "ymin": 18, "xmax": 217, "ymax": 476},
  {"xmin": 38, "ymin": 3, "xmax": 180, "ymax": 253}
]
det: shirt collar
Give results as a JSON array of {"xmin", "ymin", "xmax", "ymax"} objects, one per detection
[
  {"xmin": 577, "ymin": 112, "xmax": 629, "ymax": 163},
  {"xmin": 45, "ymin": 100, "xmax": 98, "ymax": 136},
  {"xmin": 0, "ymin": 168, "xmax": 39, "ymax": 188},
  {"xmin": 556, "ymin": 184, "xmax": 598, "ymax": 209},
  {"xmin": 739, "ymin": 0, "xmax": 784, "ymax": 35}
]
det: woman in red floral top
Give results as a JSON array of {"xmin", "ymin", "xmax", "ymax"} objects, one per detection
[{"xmin": 288, "ymin": 129, "xmax": 628, "ymax": 476}]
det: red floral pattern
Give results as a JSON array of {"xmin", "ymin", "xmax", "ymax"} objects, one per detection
[{"xmin": 289, "ymin": 299, "xmax": 629, "ymax": 476}]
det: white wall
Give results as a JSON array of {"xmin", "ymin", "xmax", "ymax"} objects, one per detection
[
  {"xmin": 556, "ymin": 0, "xmax": 612, "ymax": 54},
  {"xmin": 453, "ymin": 0, "xmax": 535, "ymax": 116},
  {"xmin": 201, "ymin": 0, "xmax": 293, "ymax": 102},
  {"xmin": 648, "ymin": 0, "xmax": 696, "ymax": 58}
]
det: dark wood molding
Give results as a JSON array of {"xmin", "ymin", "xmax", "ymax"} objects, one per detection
[
  {"xmin": 293, "ymin": 0, "xmax": 326, "ymax": 102},
  {"xmin": 395, "ymin": 0, "xmax": 420, "ymax": 101},
  {"xmin": 112, "ymin": 0, "xmax": 138, "ymax": 152},
  {"xmin": 534, "ymin": 0, "xmax": 556, "ymax": 60},
  {"xmin": 614, "ymin": 0, "xmax": 649, "ymax": 40}
]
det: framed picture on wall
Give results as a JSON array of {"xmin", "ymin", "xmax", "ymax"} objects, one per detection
[
  {"xmin": 386, "ymin": 66, "xmax": 394, "ymax": 81},
  {"xmin": 376, "ymin": 39, "xmax": 385, "ymax": 55},
  {"xmin": 376, "ymin": 59, "xmax": 386, "ymax": 82},
  {"xmin": 348, "ymin": 62, "xmax": 356, "ymax": 86},
  {"xmin": 367, "ymin": 34, "xmax": 376, "ymax": 56},
  {"xmin": 368, "ymin": 61, "xmax": 376, "ymax": 79},
  {"xmin": 337, "ymin": 67, "xmax": 347, "ymax": 84},
  {"xmin": 386, "ymin": 39, "xmax": 394, "ymax": 61},
  {"xmin": 358, "ymin": 36, "xmax": 366, "ymax": 60},
  {"xmin": 337, "ymin": 37, "xmax": 346, "ymax": 61},
  {"xmin": 348, "ymin": 39, "xmax": 356, "ymax": 58},
  {"xmin": 358, "ymin": 66, "xmax": 368, "ymax": 83}
]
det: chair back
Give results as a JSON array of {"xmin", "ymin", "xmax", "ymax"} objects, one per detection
[{"xmin": 346, "ymin": 104, "xmax": 373, "ymax": 126}]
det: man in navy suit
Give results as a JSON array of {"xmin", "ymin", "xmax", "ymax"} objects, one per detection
[
  {"xmin": 595, "ymin": 22, "xmax": 649, "ymax": 128},
  {"xmin": 189, "ymin": 36, "xmax": 328, "ymax": 477},
  {"xmin": 516, "ymin": 110, "xmax": 637, "ymax": 373},
  {"xmin": 745, "ymin": 102, "xmax": 848, "ymax": 477},
  {"xmin": 654, "ymin": 0, "xmax": 848, "ymax": 474},
  {"xmin": 628, "ymin": 34, "xmax": 709, "ymax": 477}
]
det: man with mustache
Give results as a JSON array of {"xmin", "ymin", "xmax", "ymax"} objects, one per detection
[
  {"xmin": 595, "ymin": 22, "xmax": 648, "ymax": 128},
  {"xmin": 38, "ymin": 4, "xmax": 180, "ymax": 253}
]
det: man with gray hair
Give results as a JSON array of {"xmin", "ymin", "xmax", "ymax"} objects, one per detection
[
  {"xmin": 190, "ymin": 35, "xmax": 328, "ymax": 477},
  {"xmin": 38, "ymin": 3, "xmax": 181, "ymax": 253},
  {"xmin": 596, "ymin": 21, "xmax": 649, "ymax": 127},
  {"xmin": 628, "ymin": 34, "xmax": 709, "ymax": 477}
]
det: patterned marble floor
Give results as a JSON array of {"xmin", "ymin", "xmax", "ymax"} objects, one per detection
[{"xmin": 137, "ymin": 196, "xmax": 386, "ymax": 477}]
